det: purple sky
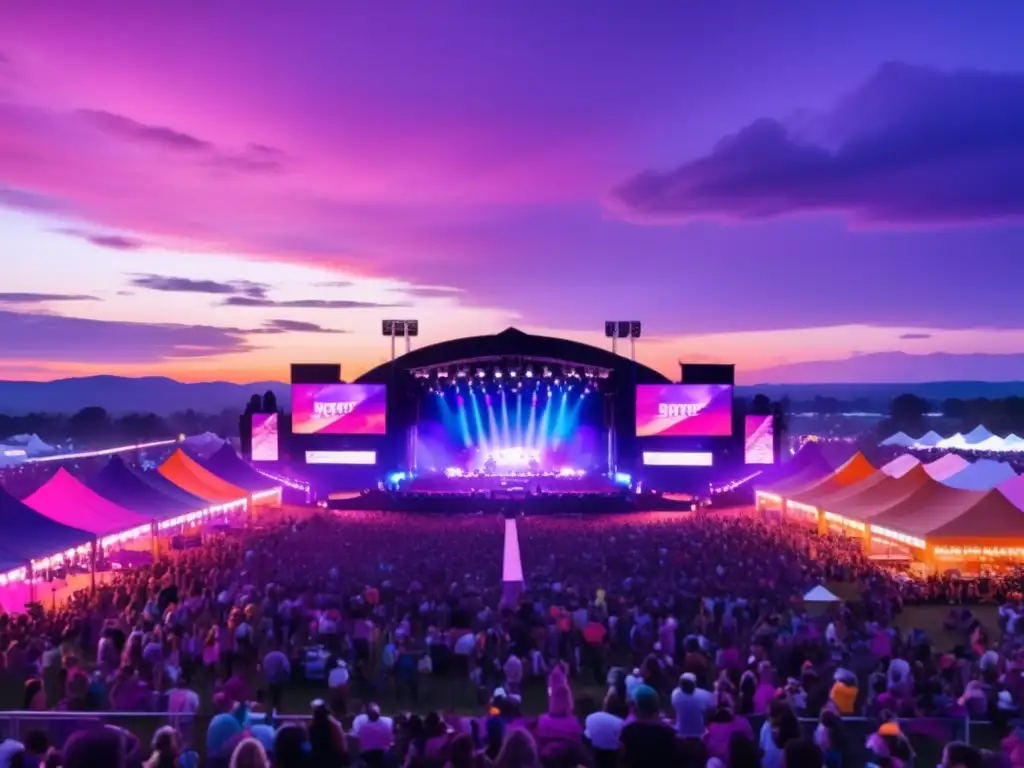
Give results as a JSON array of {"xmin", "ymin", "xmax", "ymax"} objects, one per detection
[{"xmin": 1, "ymin": 1, "xmax": 1023, "ymax": 384}]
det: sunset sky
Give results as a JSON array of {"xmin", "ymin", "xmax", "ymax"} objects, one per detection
[{"xmin": 2, "ymin": 2, "xmax": 1023, "ymax": 385}]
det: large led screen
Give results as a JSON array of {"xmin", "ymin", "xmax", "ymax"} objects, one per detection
[
  {"xmin": 635, "ymin": 384, "xmax": 733, "ymax": 437},
  {"xmin": 744, "ymin": 414, "xmax": 774, "ymax": 465},
  {"xmin": 291, "ymin": 384, "xmax": 387, "ymax": 435},
  {"xmin": 251, "ymin": 413, "xmax": 279, "ymax": 462}
]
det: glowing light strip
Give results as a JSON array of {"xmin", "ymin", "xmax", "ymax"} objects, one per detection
[
  {"xmin": 710, "ymin": 472, "xmax": 761, "ymax": 494},
  {"xmin": 156, "ymin": 497, "xmax": 248, "ymax": 531},
  {"xmin": 870, "ymin": 525, "xmax": 925, "ymax": 550},
  {"xmin": 935, "ymin": 546, "xmax": 1024, "ymax": 558},
  {"xmin": 305, "ymin": 450, "xmax": 376, "ymax": 465},
  {"xmin": 252, "ymin": 488, "xmax": 283, "ymax": 503},
  {"xmin": 642, "ymin": 451, "xmax": 713, "ymax": 467},
  {"xmin": 787, "ymin": 500, "xmax": 819, "ymax": 518},
  {"xmin": 823, "ymin": 511, "xmax": 865, "ymax": 532},
  {"xmin": 100, "ymin": 524, "xmax": 152, "ymax": 550},
  {"xmin": 756, "ymin": 491, "xmax": 782, "ymax": 503},
  {"xmin": 25, "ymin": 438, "xmax": 178, "ymax": 464},
  {"xmin": 0, "ymin": 567, "xmax": 27, "ymax": 587},
  {"xmin": 251, "ymin": 467, "xmax": 309, "ymax": 492}
]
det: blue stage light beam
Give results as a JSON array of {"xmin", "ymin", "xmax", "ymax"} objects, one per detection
[
  {"xmin": 469, "ymin": 387, "xmax": 489, "ymax": 457},
  {"xmin": 515, "ymin": 390, "xmax": 523, "ymax": 447},
  {"xmin": 551, "ymin": 388, "xmax": 571, "ymax": 448},
  {"xmin": 535, "ymin": 387, "xmax": 555, "ymax": 454},
  {"xmin": 500, "ymin": 389, "xmax": 511, "ymax": 449},
  {"xmin": 525, "ymin": 386, "xmax": 539, "ymax": 449},
  {"xmin": 455, "ymin": 393, "xmax": 473, "ymax": 447},
  {"xmin": 485, "ymin": 391, "xmax": 501, "ymax": 450}
]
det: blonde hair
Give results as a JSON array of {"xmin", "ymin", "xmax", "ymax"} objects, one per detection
[{"xmin": 229, "ymin": 737, "xmax": 269, "ymax": 768}]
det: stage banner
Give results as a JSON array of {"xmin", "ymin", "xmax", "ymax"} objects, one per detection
[
  {"xmin": 744, "ymin": 414, "xmax": 774, "ymax": 464},
  {"xmin": 635, "ymin": 384, "xmax": 733, "ymax": 437},
  {"xmin": 291, "ymin": 384, "xmax": 387, "ymax": 435},
  {"xmin": 251, "ymin": 413, "xmax": 279, "ymax": 461}
]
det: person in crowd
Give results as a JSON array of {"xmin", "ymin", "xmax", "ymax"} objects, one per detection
[
  {"xmin": 583, "ymin": 690, "xmax": 627, "ymax": 768},
  {"xmin": 704, "ymin": 693, "xmax": 754, "ymax": 763},
  {"xmin": 619, "ymin": 685, "xmax": 677, "ymax": 767}
]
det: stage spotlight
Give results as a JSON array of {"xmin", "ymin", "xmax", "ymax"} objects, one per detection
[
  {"xmin": 494, "ymin": 369, "xmax": 503, "ymax": 379},
  {"xmin": 437, "ymin": 369, "xmax": 449, "ymax": 379},
  {"xmin": 525, "ymin": 367, "xmax": 534, "ymax": 378},
  {"xmin": 457, "ymin": 367, "xmax": 468, "ymax": 378},
  {"xmin": 553, "ymin": 378, "xmax": 560, "ymax": 386},
  {"xmin": 542, "ymin": 366, "xmax": 552, "ymax": 378},
  {"xmin": 476, "ymin": 369, "xmax": 486, "ymax": 379},
  {"xmin": 509, "ymin": 370, "xmax": 518, "ymax": 378}
]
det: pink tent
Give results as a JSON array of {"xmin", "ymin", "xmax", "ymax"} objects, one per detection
[{"xmin": 22, "ymin": 468, "xmax": 154, "ymax": 537}]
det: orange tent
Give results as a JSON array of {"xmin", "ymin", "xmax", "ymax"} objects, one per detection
[
  {"xmin": 786, "ymin": 453, "xmax": 877, "ymax": 506},
  {"xmin": 925, "ymin": 490, "xmax": 1024, "ymax": 545},
  {"xmin": 158, "ymin": 450, "xmax": 246, "ymax": 504},
  {"xmin": 866, "ymin": 482, "xmax": 986, "ymax": 540},
  {"xmin": 829, "ymin": 465, "xmax": 935, "ymax": 522}
]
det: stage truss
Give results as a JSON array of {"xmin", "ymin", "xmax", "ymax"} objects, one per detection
[{"xmin": 408, "ymin": 354, "xmax": 614, "ymax": 384}]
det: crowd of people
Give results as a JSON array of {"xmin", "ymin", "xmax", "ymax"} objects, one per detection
[{"xmin": 0, "ymin": 507, "xmax": 1019, "ymax": 767}]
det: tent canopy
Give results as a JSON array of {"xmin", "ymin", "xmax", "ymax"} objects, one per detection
[
  {"xmin": 941, "ymin": 459, "xmax": 1018, "ymax": 491},
  {"xmin": 0, "ymin": 485, "xmax": 92, "ymax": 562},
  {"xmin": 199, "ymin": 445, "xmax": 279, "ymax": 493},
  {"xmin": 923, "ymin": 454, "xmax": 971, "ymax": 480},
  {"xmin": 760, "ymin": 455, "xmax": 836, "ymax": 496},
  {"xmin": 915, "ymin": 431, "xmax": 943, "ymax": 447},
  {"xmin": 22, "ymin": 468, "xmax": 153, "ymax": 536},
  {"xmin": 785, "ymin": 453, "xmax": 877, "ymax": 506},
  {"xmin": 868, "ymin": 483, "xmax": 986, "ymax": 539},
  {"xmin": 831, "ymin": 465, "xmax": 934, "ymax": 522},
  {"xmin": 963, "ymin": 426, "xmax": 995, "ymax": 445},
  {"xmin": 87, "ymin": 456, "xmax": 199, "ymax": 519},
  {"xmin": 803, "ymin": 585, "xmax": 840, "ymax": 602},
  {"xmin": 133, "ymin": 466, "xmax": 210, "ymax": 508},
  {"xmin": 181, "ymin": 432, "xmax": 226, "ymax": 459},
  {"xmin": 880, "ymin": 432, "xmax": 913, "ymax": 447},
  {"xmin": 926, "ymin": 491, "xmax": 1024, "ymax": 541},
  {"xmin": 880, "ymin": 455, "xmax": 921, "ymax": 479},
  {"xmin": 158, "ymin": 450, "xmax": 246, "ymax": 504}
]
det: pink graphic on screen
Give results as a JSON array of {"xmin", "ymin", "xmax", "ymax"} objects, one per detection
[
  {"xmin": 251, "ymin": 413, "xmax": 279, "ymax": 462},
  {"xmin": 291, "ymin": 384, "xmax": 387, "ymax": 434},
  {"xmin": 744, "ymin": 414, "xmax": 774, "ymax": 465},
  {"xmin": 635, "ymin": 384, "xmax": 733, "ymax": 437}
]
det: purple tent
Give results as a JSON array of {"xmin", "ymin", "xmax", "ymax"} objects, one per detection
[
  {"xmin": 199, "ymin": 445, "xmax": 279, "ymax": 493},
  {"xmin": 86, "ymin": 456, "xmax": 200, "ymax": 519},
  {"xmin": 754, "ymin": 443, "xmax": 833, "ymax": 490},
  {"xmin": 131, "ymin": 465, "xmax": 210, "ymax": 509},
  {"xmin": 0, "ymin": 485, "xmax": 92, "ymax": 563}
]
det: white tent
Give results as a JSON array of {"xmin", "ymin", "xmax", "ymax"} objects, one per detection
[
  {"xmin": 914, "ymin": 431, "xmax": 943, "ymax": 448},
  {"xmin": 803, "ymin": 586, "xmax": 841, "ymax": 603},
  {"xmin": 181, "ymin": 432, "xmax": 226, "ymax": 458},
  {"xmin": 880, "ymin": 432, "xmax": 914, "ymax": 447},
  {"xmin": 941, "ymin": 459, "xmax": 1018, "ymax": 490},
  {"xmin": 964, "ymin": 426, "xmax": 996, "ymax": 445},
  {"xmin": 880, "ymin": 454, "xmax": 921, "ymax": 478},
  {"xmin": 975, "ymin": 435, "xmax": 1009, "ymax": 452},
  {"xmin": 937, "ymin": 433, "xmax": 969, "ymax": 450},
  {"xmin": 1005, "ymin": 435, "xmax": 1024, "ymax": 452},
  {"xmin": 923, "ymin": 453, "xmax": 971, "ymax": 480},
  {"xmin": 1, "ymin": 433, "xmax": 55, "ymax": 456}
]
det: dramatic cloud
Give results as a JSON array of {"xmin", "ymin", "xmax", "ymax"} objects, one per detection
[
  {"xmin": 0, "ymin": 186, "xmax": 66, "ymax": 213},
  {"xmin": 222, "ymin": 296, "xmax": 404, "ymax": 309},
  {"xmin": 899, "ymin": 333, "xmax": 933, "ymax": 340},
  {"xmin": 0, "ymin": 292, "xmax": 98, "ymax": 304},
  {"xmin": 256, "ymin": 319, "xmax": 346, "ymax": 334},
  {"xmin": 130, "ymin": 274, "xmax": 269, "ymax": 298},
  {"xmin": 611, "ymin": 63, "xmax": 1024, "ymax": 226},
  {"xmin": 0, "ymin": 309, "xmax": 254, "ymax": 363},
  {"xmin": 57, "ymin": 228, "xmax": 145, "ymax": 250},
  {"xmin": 395, "ymin": 285, "xmax": 464, "ymax": 299}
]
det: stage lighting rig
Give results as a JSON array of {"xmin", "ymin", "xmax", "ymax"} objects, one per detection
[{"xmin": 383, "ymin": 319, "xmax": 419, "ymax": 360}]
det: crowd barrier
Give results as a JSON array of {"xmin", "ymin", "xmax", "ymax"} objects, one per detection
[{"xmin": 0, "ymin": 710, "xmax": 998, "ymax": 760}]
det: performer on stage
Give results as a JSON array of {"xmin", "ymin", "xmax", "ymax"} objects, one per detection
[{"xmin": 484, "ymin": 455, "xmax": 497, "ymax": 475}]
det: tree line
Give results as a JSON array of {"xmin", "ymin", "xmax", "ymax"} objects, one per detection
[{"xmin": 879, "ymin": 394, "xmax": 1024, "ymax": 438}]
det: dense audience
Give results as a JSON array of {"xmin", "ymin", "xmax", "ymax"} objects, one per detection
[{"xmin": 0, "ymin": 507, "xmax": 1019, "ymax": 767}]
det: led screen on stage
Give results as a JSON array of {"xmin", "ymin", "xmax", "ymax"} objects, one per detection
[
  {"xmin": 642, "ymin": 451, "xmax": 714, "ymax": 467},
  {"xmin": 251, "ymin": 413, "xmax": 279, "ymax": 462},
  {"xmin": 635, "ymin": 384, "xmax": 733, "ymax": 437},
  {"xmin": 744, "ymin": 414, "xmax": 774, "ymax": 464},
  {"xmin": 305, "ymin": 450, "xmax": 377, "ymax": 465},
  {"xmin": 291, "ymin": 384, "xmax": 387, "ymax": 434}
]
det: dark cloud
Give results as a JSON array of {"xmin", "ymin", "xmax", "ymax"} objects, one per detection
[
  {"xmin": 222, "ymin": 296, "xmax": 404, "ymax": 309},
  {"xmin": 77, "ymin": 109, "xmax": 288, "ymax": 174},
  {"xmin": 78, "ymin": 109, "xmax": 211, "ymax": 152},
  {"xmin": 255, "ymin": 319, "xmax": 347, "ymax": 334},
  {"xmin": 0, "ymin": 293, "xmax": 98, "ymax": 304},
  {"xmin": 0, "ymin": 309, "xmax": 253, "ymax": 363},
  {"xmin": 611, "ymin": 62, "xmax": 1024, "ymax": 227},
  {"xmin": 899, "ymin": 332, "xmax": 932, "ymax": 340},
  {"xmin": 130, "ymin": 274, "xmax": 269, "ymax": 298},
  {"xmin": 396, "ymin": 286, "xmax": 464, "ymax": 299},
  {"xmin": 57, "ymin": 228, "xmax": 146, "ymax": 250}
]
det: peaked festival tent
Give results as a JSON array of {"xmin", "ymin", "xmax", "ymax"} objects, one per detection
[
  {"xmin": 181, "ymin": 432, "xmax": 226, "ymax": 459},
  {"xmin": 198, "ymin": 445, "xmax": 279, "ymax": 493},
  {"xmin": 941, "ymin": 459, "xmax": 1018, "ymax": 491},
  {"xmin": 829, "ymin": 465, "xmax": 936, "ymax": 522},
  {"xmin": 914, "ymin": 431, "xmax": 943, "ymax": 448},
  {"xmin": 880, "ymin": 455, "xmax": 921, "ymax": 478},
  {"xmin": 87, "ymin": 456, "xmax": 201, "ymax": 519},
  {"xmin": 785, "ymin": 453, "xmax": 878, "ymax": 507},
  {"xmin": 963, "ymin": 426, "xmax": 996, "ymax": 445},
  {"xmin": 22, "ymin": 468, "xmax": 153, "ymax": 537},
  {"xmin": 803, "ymin": 585, "xmax": 841, "ymax": 603},
  {"xmin": 975, "ymin": 435, "xmax": 1008, "ymax": 452},
  {"xmin": 925, "ymin": 490, "xmax": 1024, "ymax": 543},
  {"xmin": 923, "ymin": 454, "xmax": 971, "ymax": 480},
  {"xmin": 866, "ymin": 483, "xmax": 986, "ymax": 541},
  {"xmin": 0, "ymin": 485, "xmax": 92, "ymax": 563},
  {"xmin": 997, "ymin": 474, "xmax": 1024, "ymax": 511},
  {"xmin": 937, "ymin": 433, "xmax": 969, "ymax": 450},
  {"xmin": 158, "ymin": 450, "xmax": 247, "ymax": 504},
  {"xmin": 132, "ymin": 466, "xmax": 211, "ymax": 509},
  {"xmin": 880, "ymin": 432, "xmax": 914, "ymax": 447},
  {"xmin": 1005, "ymin": 435, "xmax": 1024, "ymax": 451},
  {"xmin": 754, "ymin": 444, "xmax": 831, "ymax": 488}
]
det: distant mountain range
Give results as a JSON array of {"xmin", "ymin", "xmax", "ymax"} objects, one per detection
[
  {"xmin": 2, "ymin": 373, "xmax": 1024, "ymax": 416},
  {"xmin": 0, "ymin": 376, "xmax": 291, "ymax": 416}
]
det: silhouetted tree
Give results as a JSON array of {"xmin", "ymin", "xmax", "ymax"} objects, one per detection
[
  {"xmin": 751, "ymin": 394, "xmax": 771, "ymax": 415},
  {"xmin": 262, "ymin": 390, "xmax": 278, "ymax": 413},
  {"xmin": 68, "ymin": 406, "xmax": 111, "ymax": 442},
  {"xmin": 245, "ymin": 394, "xmax": 262, "ymax": 415}
]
